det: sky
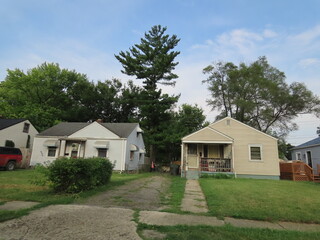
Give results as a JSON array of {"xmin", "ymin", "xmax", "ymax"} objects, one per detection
[{"xmin": 1, "ymin": 0, "xmax": 320, "ymax": 146}]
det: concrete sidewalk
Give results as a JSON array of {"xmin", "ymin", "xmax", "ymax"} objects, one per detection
[
  {"xmin": 167, "ymin": 178, "xmax": 320, "ymax": 232},
  {"xmin": 181, "ymin": 179, "xmax": 208, "ymax": 213},
  {"xmin": 139, "ymin": 211, "xmax": 320, "ymax": 232}
]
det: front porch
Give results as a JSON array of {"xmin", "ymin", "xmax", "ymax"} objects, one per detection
[
  {"xmin": 200, "ymin": 157, "xmax": 232, "ymax": 172},
  {"xmin": 181, "ymin": 142, "xmax": 234, "ymax": 179}
]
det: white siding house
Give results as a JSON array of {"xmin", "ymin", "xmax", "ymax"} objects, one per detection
[
  {"xmin": 0, "ymin": 119, "xmax": 38, "ymax": 149},
  {"xmin": 30, "ymin": 121, "xmax": 145, "ymax": 171},
  {"xmin": 0, "ymin": 119, "xmax": 39, "ymax": 168}
]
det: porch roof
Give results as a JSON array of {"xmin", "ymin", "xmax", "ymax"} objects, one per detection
[{"xmin": 183, "ymin": 140, "xmax": 233, "ymax": 144}]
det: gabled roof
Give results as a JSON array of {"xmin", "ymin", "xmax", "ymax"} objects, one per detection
[
  {"xmin": 293, "ymin": 137, "xmax": 320, "ymax": 150},
  {"xmin": 211, "ymin": 117, "xmax": 278, "ymax": 141},
  {"xmin": 0, "ymin": 119, "xmax": 26, "ymax": 130},
  {"xmin": 38, "ymin": 122, "xmax": 139, "ymax": 138},
  {"xmin": 182, "ymin": 126, "xmax": 233, "ymax": 143},
  {"xmin": 100, "ymin": 123, "xmax": 138, "ymax": 138},
  {"xmin": 38, "ymin": 122, "xmax": 90, "ymax": 136}
]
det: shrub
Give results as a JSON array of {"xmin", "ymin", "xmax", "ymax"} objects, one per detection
[
  {"xmin": 200, "ymin": 173, "xmax": 235, "ymax": 179},
  {"xmin": 48, "ymin": 157, "xmax": 113, "ymax": 193},
  {"xmin": 30, "ymin": 163, "xmax": 51, "ymax": 186}
]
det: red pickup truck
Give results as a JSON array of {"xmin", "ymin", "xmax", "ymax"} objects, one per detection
[{"xmin": 0, "ymin": 147, "xmax": 22, "ymax": 170}]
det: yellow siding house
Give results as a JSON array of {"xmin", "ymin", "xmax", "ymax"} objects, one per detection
[{"xmin": 181, "ymin": 117, "xmax": 280, "ymax": 179}]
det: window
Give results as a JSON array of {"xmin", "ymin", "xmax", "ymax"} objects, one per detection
[
  {"xmin": 48, "ymin": 147, "xmax": 57, "ymax": 157},
  {"xmin": 23, "ymin": 123, "xmax": 30, "ymax": 133},
  {"xmin": 5, "ymin": 140, "xmax": 15, "ymax": 148},
  {"xmin": 98, "ymin": 148, "xmax": 108, "ymax": 158},
  {"xmin": 249, "ymin": 145, "xmax": 262, "ymax": 161},
  {"xmin": 26, "ymin": 135, "xmax": 31, "ymax": 148},
  {"xmin": 187, "ymin": 144, "xmax": 197, "ymax": 155}
]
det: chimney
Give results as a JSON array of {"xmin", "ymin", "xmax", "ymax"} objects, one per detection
[{"xmin": 96, "ymin": 119, "xmax": 103, "ymax": 123}]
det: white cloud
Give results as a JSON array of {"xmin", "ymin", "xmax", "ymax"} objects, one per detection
[
  {"xmin": 177, "ymin": 25, "xmax": 320, "ymax": 138},
  {"xmin": 216, "ymin": 29, "xmax": 263, "ymax": 56},
  {"xmin": 263, "ymin": 29, "xmax": 278, "ymax": 38},
  {"xmin": 290, "ymin": 25, "xmax": 320, "ymax": 45},
  {"xmin": 298, "ymin": 58, "xmax": 320, "ymax": 68}
]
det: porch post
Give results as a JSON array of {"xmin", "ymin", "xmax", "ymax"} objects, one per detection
[
  {"xmin": 59, "ymin": 140, "xmax": 66, "ymax": 157},
  {"xmin": 181, "ymin": 143, "xmax": 184, "ymax": 177},
  {"xmin": 231, "ymin": 142, "xmax": 235, "ymax": 173}
]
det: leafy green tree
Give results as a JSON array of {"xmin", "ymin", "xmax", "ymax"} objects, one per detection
[
  {"xmin": 158, "ymin": 104, "xmax": 207, "ymax": 162},
  {"xmin": 203, "ymin": 56, "xmax": 320, "ymax": 136},
  {"xmin": 0, "ymin": 63, "xmax": 92, "ymax": 130},
  {"xmin": 115, "ymin": 25, "xmax": 181, "ymax": 162},
  {"xmin": 88, "ymin": 79, "xmax": 142, "ymax": 123},
  {"xmin": 0, "ymin": 63, "xmax": 142, "ymax": 131}
]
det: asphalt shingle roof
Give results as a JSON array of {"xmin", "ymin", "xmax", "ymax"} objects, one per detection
[
  {"xmin": 38, "ymin": 122, "xmax": 139, "ymax": 138},
  {"xmin": 0, "ymin": 119, "xmax": 26, "ymax": 130},
  {"xmin": 38, "ymin": 122, "xmax": 90, "ymax": 136},
  {"xmin": 293, "ymin": 137, "xmax": 320, "ymax": 149},
  {"xmin": 101, "ymin": 123, "xmax": 138, "ymax": 138}
]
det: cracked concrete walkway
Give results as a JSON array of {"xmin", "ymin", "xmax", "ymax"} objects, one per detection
[
  {"xmin": 139, "ymin": 211, "xmax": 320, "ymax": 232},
  {"xmin": 181, "ymin": 179, "xmax": 208, "ymax": 213}
]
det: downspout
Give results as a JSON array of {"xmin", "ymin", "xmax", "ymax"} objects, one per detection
[
  {"xmin": 180, "ymin": 143, "xmax": 184, "ymax": 177},
  {"xmin": 120, "ymin": 139, "xmax": 127, "ymax": 173}
]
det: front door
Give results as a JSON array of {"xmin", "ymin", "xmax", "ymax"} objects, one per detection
[
  {"xmin": 187, "ymin": 144, "xmax": 198, "ymax": 168},
  {"xmin": 203, "ymin": 145, "xmax": 208, "ymax": 158},
  {"xmin": 307, "ymin": 151, "xmax": 313, "ymax": 168}
]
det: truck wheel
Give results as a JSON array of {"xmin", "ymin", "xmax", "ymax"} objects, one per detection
[{"xmin": 6, "ymin": 161, "xmax": 16, "ymax": 171}]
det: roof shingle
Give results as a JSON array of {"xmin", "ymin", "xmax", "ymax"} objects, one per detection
[
  {"xmin": 38, "ymin": 122, "xmax": 139, "ymax": 138},
  {"xmin": 0, "ymin": 119, "xmax": 26, "ymax": 130},
  {"xmin": 293, "ymin": 137, "xmax": 320, "ymax": 149}
]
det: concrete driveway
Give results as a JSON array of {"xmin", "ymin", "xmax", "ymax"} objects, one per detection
[
  {"xmin": 0, "ymin": 175, "xmax": 169, "ymax": 240},
  {"xmin": 0, "ymin": 205, "xmax": 141, "ymax": 240}
]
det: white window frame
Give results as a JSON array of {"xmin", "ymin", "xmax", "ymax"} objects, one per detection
[
  {"xmin": 23, "ymin": 122, "xmax": 30, "ymax": 133},
  {"xmin": 249, "ymin": 144, "xmax": 263, "ymax": 162},
  {"xmin": 97, "ymin": 148, "xmax": 108, "ymax": 158},
  {"xmin": 47, "ymin": 147, "xmax": 57, "ymax": 157}
]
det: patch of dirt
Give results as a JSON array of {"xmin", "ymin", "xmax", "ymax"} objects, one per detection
[{"xmin": 80, "ymin": 175, "xmax": 171, "ymax": 210}]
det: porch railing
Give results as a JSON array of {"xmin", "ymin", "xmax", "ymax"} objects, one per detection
[{"xmin": 200, "ymin": 158, "xmax": 231, "ymax": 172}]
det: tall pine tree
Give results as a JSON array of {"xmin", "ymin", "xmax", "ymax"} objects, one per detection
[{"xmin": 115, "ymin": 25, "xmax": 180, "ymax": 162}]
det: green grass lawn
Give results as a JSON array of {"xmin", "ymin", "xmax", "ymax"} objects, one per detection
[
  {"xmin": 0, "ymin": 169, "xmax": 152, "ymax": 222},
  {"xmin": 200, "ymin": 178, "xmax": 320, "ymax": 223},
  {"xmin": 162, "ymin": 175, "xmax": 186, "ymax": 213},
  {"xmin": 138, "ymin": 224, "xmax": 320, "ymax": 240}
]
